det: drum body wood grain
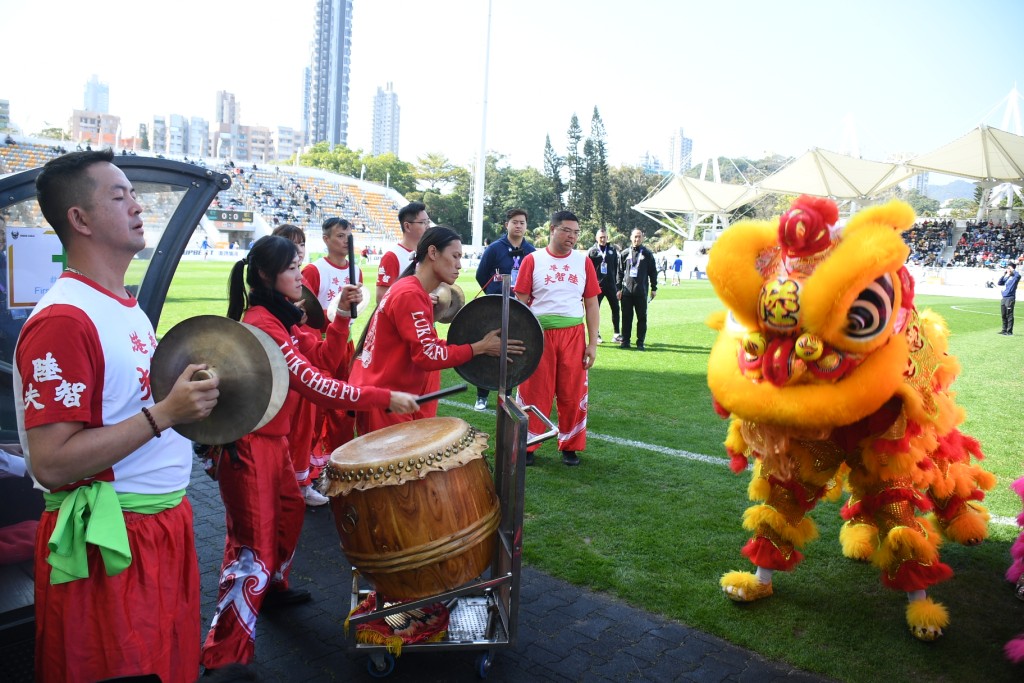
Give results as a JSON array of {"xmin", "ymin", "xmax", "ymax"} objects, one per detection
[{"xmin": 322, "ymin": 417, "xmax": 498, "ymax": 600}]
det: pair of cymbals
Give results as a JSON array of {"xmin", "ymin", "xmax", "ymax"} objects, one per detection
[
  {"xmin": 301, "ymin": 284, "xmax": 371, "ymax": 327},
  {"xmin": 151, "ymin": 316, "xmax": 289, "ymax": 445},
  {"xmin": 433, "ymin": 283, "xmax": 465, "ymax": 324}
]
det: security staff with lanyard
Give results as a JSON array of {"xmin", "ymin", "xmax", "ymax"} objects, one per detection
[
  {"xmin": 587, "ymin": 228, "xmax": 621, "ymax": 344},
  {"xmin": 617, "ymin": 229, "xmax": 658, "ymax": 351}
]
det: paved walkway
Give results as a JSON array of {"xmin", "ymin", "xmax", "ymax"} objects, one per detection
[{"xmin": 191, "ymin": 466, "xmax": 833, "ymax": 682}]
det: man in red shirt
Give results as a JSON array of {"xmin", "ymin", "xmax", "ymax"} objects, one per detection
[
  {"xmin": 513, "ymin": 211, "xmax": 601, "ymax": 466},
  {"xmin": 300, "ymin": 217, "xmax": 361, "ymax": 505},
  {"xmin": 376, "ymin": 201, "xmax": 430, "ymax": 303}
]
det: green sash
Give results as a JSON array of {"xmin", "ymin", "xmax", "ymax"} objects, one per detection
[
  {"xmin": 43, "ymin": 482, "xmax": 184, "ymax": 585},
  {"xmin": 537, "ymin": 314, "xmax": 583, "ymax": 330}
]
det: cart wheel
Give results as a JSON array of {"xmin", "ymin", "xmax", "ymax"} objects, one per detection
[
  {"xmin": 367, "ymin": 652, "xmax": 395, "ymax": 678},
  {"xmin": 476, "ymin": 651, "xmax": 494, "ymax": 679}
]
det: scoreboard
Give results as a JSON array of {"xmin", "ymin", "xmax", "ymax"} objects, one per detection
[{"xmin": 206, "ymin": 209, "xmax": 254, "ymax": 223}]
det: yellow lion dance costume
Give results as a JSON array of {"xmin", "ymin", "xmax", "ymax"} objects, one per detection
[{"xmin": 707, "ymin": 196, "xmax": 995, "ymax": 641}]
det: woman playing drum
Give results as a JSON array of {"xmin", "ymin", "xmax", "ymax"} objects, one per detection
[
  {"xmin": 350, "ymin": 226, "xmax": 524, "ymax": 434},
  {"xmin": 202, "ymin": 235, "xmax": 418, "ymax": 670}
]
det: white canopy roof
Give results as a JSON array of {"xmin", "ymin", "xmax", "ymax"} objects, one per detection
[
  {"xmin": 755, "ymin": 147, "xmax": 916, "ymax": 199},
  {"xmin": 907, "ymin": 125, "xmax": 1024, "ymax": 182},
  {"xmin": 633, "ymin": 175, "xmax": 761, "ymax": 214}
]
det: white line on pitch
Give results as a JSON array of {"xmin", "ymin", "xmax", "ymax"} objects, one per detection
[
  {"xmin": 950, "ymin": 305, "xmax": 1001, "ymax": 316},
  {"xmin": 440, "ymin": 398, "xmax": 1018, "ymax": 527}
]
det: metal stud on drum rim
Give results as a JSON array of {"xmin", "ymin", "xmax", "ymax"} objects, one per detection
[{"xmin": 151, "ymin": 315, "xmax": 289, "ymax": 445}]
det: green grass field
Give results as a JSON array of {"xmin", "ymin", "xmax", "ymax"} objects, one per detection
[{"xmin": 160, "ymin": 261, "xmax": 1024, "ymax": 682}]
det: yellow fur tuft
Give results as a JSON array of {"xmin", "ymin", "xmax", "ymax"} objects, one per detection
[
  {"xmin": 874, "ymin": 524, "xmax": 941, "ymax": 570},
  {"xmin": 720, "ymin": 571, "xmax": 774, "ymax": 602},
  {"xmin": 839, "ymin": 521, "xmax": 878, "ymax": 561},
  {"xmin": 741, "ymin": 504, "xmax": 819, "ymax": 547},
  {"xmin": 906, "ymin": 597, "xmax": 949, "ymax": 641},
  {"xmin": 935, "ymin": 502, "xmax": 990, "ymax": 546}
]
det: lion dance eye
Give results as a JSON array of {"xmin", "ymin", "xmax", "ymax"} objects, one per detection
[{"xmin": 845, "ymin": 274, "xmax": 894, "ymax": 340}]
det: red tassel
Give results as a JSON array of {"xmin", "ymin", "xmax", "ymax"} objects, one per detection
[
  {"xmin": 880, "ymin": 559, "xmax": 953, "ymax": 592},
  {"xmin": 741, "ymin": 537, "xmax": 803, "ymax": 571}
]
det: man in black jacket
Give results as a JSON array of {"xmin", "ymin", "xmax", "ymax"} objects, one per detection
[
  {"xmin": 617, "ymin": 229, "xmax": 657, "ymax": 350},
  {"xmin": 587, "ymin": 228, "xmax": 620, "ymax": 344}
]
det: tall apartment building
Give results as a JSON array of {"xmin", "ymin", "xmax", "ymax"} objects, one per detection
[
  {"xmin": 84, "ymin": 75, "xmax": 109, "ymax": 114},
  {"xmin": 167, "ymin": 114, "xmax": 189, "ymax": 156},
  {"xmin": 276, "ymin": 126, "xmax": 300, "ymax": 161},
  {"xmin": 371, "ymin": 82, "xmax": 400, "ymax": 157},
  {"xmin": 69, "ymin": 110, "xmax": 120, "ymax": 146},
  {"xmin": 189, "ymin": 117, "xmax": 210, "ymax": 157},
  {"xmin": 216, "ymin": 91, "xmax": 241, "ymax": 126},
  {"xmin": 151, "ymin": 116, "xmax": 167, "ymax": 154},
  {"xmin": 0, "ymin": 100, "xmax": 10, "ymax": 131},
  {"xmin": 668, "ymin": 127, "xmax": 693, "ymax": 174},
  {"xmin": 307, "ymin": 0, "xmax": 353, "ymax": 147}
]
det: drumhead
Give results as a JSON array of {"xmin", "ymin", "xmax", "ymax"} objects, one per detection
[
  {"xmin": 447, "ymin": 295, "xmax": 544, "ymax": 391},
  {"xmin": 322, "ymin": 417, "xmax": 488, "ymax": 496}
]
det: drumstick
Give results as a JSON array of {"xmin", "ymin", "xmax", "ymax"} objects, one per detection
[
  {"xmin": 347, "ymin": 233, "xmax": 358, "ymax": 319},
  {"xmin": 414, "ymin": 383, "xmax": 467, "ymax": 405},
  {"xmin": 353, "ymin": 384, "xmax": 469, "ymax": 416}
]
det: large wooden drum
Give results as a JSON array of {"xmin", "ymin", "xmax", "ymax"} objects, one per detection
[{"xmin": 321, "ymin": 417, "xmax": 499, "ymax": 600}]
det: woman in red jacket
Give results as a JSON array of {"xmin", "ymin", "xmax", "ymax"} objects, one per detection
[
  {"xmin": 202, "ymin": 235, "xmax": 417, "ymax": 670},
  {"xmin": 350, "ymin": 226, "xmax": 524, "ymax": 434}
]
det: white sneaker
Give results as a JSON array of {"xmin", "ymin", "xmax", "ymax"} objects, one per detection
[
  {"xmin": 303, "ymin": 485, "xmax": 329, "ymax": 507},
  {"xmin": 597, "ymin": 334, "xmax": 603, "ymax": 344},
  {"xmin": 474, "ymin": 397, "xmax": 487, "ymax": 411},
  {"xmin": 613, "ymin": 334, "xmax": 623, "ymax": 343}
]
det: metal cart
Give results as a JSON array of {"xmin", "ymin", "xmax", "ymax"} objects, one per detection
[{"xmin": 343, "ymin": 279, "xmax": 555, "ymax": 679}]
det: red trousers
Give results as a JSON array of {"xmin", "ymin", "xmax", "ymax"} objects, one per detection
[
  {"xmin": 33, "ymin": 499, "xmax": 200, "ymax": 683},
  {"xmin": 291, "ymin": 399, "xmax": 317, "ymax": 487},
  {"xmin": 516, "ymin": 325, "xmax": 589, "ymax": 453},
  {"xmin": 202, "ymin": 432, "xmax": 305, "ymax": 668}
]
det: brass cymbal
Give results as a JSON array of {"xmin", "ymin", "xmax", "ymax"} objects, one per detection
[
  {"xmin": 300, "ymin": 285, "xmax": 326, "ymax": 329},
  {"xmin": 151, "ymin": 315, "xmax": 290, "ymax": 445},
  {"xmin": 433, "ymin": 283, "xmax": 465, "ymax": 324},
  {"xmin": 327, "ymin": 285, "xmax": 371, "ymax": 322}
]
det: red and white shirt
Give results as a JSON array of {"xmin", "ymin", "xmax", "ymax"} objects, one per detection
[
  {"xmin": 351, "ymin": 276, "xmax": 473, "ymax": 396},
  {"xmin": 303, "ymin": 257, "xmax": 362, "ymax": 311},
  {"xmin": 514, "ymin": 247, "xmax": 601, "ymax": 320},
  {"xmin": 14, "ymin": 274, "xmax": 191, "ymax": 494},
  {"xmin": 376, "ymin": 242, "xmax": 414, "ymax": 290},
  {"xmin": 241, "ymin": 306, "xmax": 391, "ymax": 437}
]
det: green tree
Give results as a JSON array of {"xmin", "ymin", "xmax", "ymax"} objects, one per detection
[
  {"xmin": 360, "ymin": 153, "xmax": 416, "ymax": 195},
  {"xmin": 301, "ymin": 142, "xmax": 362, "ymax": 176},
  {"xmin": 37, "ymin": 127, "xmax": 69, "ymax": 141},
  {"xmin": 542, "ymin": 135, "xmax": 565, "ymax": 213},
  {"xmin": 946, "ymin": 197, "xmax": 979, "ymax": 220},
  {"xmin": 496, "ymin": 167, "xmax": 554, "ymax": 238},
  {"xmin": 565, "ymin": 114, "xmax": 584, "ymax": 213},
  {"xmin": 903, "ymin": 190, "xmax": 940, "ymax": 217},
  {"xmin": 578, "ymin": 138, "xmax": 595, "ymax": 222},
  {"xmin": 608, "ymin": 164, "xmax": 663, "ymax": 235},
  {"xmin": 415, "ymin": 152, "xmax": 462, "ymax": 191},
  {"xmin": 589, "ymin": 107, "xmax": 613, "ymax": 228}
]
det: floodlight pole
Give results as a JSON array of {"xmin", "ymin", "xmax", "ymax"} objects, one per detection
[{"xmin": 471, "ymin": 0, "xmax": 492, "ymax": 250}]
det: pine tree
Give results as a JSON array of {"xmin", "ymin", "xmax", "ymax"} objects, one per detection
[
  {"xmin": 579, "ymin": 138, "xmax": 595, "ymax": 222},
  {"xmin": 565, "ymin": 114, "xmax": 584, "ymax": 213},
  {"xmin": 543, "ymin": 134, "xmax": 566, "ymax": 213},
  {"xmin": 589, "ymin": 107, "xmax": 613, "ymax": 228}
]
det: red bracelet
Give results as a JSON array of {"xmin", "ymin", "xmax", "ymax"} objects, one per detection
[{"xmin": 141, "ymin": 407, "xmax": 161, "ymax": 438}]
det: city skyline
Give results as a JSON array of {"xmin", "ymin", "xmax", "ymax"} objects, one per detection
[{"xmin": 1, "ymin": 0, "xmax": 1022, "ymax": 177}]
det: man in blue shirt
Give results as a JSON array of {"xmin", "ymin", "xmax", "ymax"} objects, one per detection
[
  {"xmin": 473, "ymin": 208, "xmax": 535, "ymax": 410},
  {"xmin": 999, "ymin": 263, "xmax": 1020, "ymax": 335}
]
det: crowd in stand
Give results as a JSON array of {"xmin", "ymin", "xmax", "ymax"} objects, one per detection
[
  {"xmin": 951, "ymin": 220, "xmax": 1024, "ymax": 268},
  {"xmin": 904, "ymin": 220, "xmax": 954, "ymax": 266}
]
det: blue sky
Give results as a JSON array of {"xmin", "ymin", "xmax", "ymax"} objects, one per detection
[{"xmin": 2, "ymin": 0, "xmax": 1022, "ymax": 178}]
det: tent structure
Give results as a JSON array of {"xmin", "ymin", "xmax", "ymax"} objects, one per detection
[
  {"xmin": 632, "ymin": 174, "xmax": 761, "ymax": 238},
  {"xmin": 756, "ymin": 147, "xmax": 916, "ymax": 200},
  {"xmin": 907, "ymin": 125, "xmax": 1024, "ymax": 182}
]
